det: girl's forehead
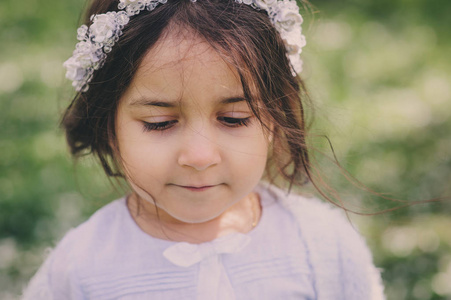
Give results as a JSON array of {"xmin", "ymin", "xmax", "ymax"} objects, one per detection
[
  {"xmin": 140, "ymin": 29, "xmax": 228, "ymax": 74},
  {"xmin": 121, "ymin": 29, "xmax": 245, "ymax": 108}
]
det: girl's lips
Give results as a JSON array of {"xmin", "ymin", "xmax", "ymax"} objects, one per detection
[{"xmin": 177, "ymin": 185, "xmax": 216, "ymax": 192}]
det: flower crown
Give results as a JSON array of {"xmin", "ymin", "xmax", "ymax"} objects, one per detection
[{"xmin": 64, "ymin": 0, "xmax": 306, "ymax": 92}]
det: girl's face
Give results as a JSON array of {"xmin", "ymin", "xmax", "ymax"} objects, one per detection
[{"xmin": 116, "ymin": 30, "xmax": 270, "ymax": 224}]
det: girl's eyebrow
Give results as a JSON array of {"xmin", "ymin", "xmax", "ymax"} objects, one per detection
[
  {"xmin": 129, "ymin": 96, "xmax": 246, "ymax": 107},
  {"xmin": 220, "ymin": 96, "xmax": 247, "ymax": 105},
  {"xmin": 129, "ymin": 98, "xmax": 178, "ymax": 107}
]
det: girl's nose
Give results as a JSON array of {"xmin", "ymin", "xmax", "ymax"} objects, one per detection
[{"xmin": 177, "ymin": 128, "xmax": 222, "ymax": 171}]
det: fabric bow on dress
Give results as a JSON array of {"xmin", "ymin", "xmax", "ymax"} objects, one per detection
[{"xmin": 163, "ymin": 233, "xmax": 251, "ymax": 300}]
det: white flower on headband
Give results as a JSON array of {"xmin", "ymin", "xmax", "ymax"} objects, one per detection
[
  {"xmin": 281, "ymin": 28, "xmax": 306, "ymax": 52},
  {"xmin": 63, "ymin": 11, "xmax": 129, "ymax": 91},
  {"xmin": 90, "ymin": 14, "xmax": 119, "ymax": 44},
  {"xmin": 253, "ymin": 0, "xmax": 277, "ymax": 11},
  {"xmin": 63, "ymin": 42, "xmax": 102, "ymax": 89},
  {"xmin": 271, "ymin": 1, "xmax": 303, "ymax": 32},
  {"xmin": 64, "ymin": 57, "xmax": 88, "ymax": 82},
  {"xmin": 264, "ymin": 0, "xmax": 306, "ymax": 74},
  {"xmin": 64, "ymin": 0, "xmax": 306, "ymax": 92},
  {"xmin": 119, "ymin": 0, "xmax": 140, "ymax": 5},
  {"xmin": 118, "ymin": 0, "xmax": 168, "ymax": 16}
]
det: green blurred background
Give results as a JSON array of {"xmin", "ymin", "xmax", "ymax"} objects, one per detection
[{"xmin": 0, "ymin": 0, "xmax": 450, "ymax": 299}]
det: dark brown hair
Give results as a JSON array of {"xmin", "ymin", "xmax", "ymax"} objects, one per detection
[{"xmin": 62, "ymin": 0, "xmax": 311, "ymax": 192}]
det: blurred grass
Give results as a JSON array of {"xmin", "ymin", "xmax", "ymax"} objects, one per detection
[{"xmin": 0, "ymin": 0, "xmax": 450, "ymax": 299}]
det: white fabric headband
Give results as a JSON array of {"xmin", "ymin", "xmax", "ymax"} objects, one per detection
[{"xmin": 64, "ymin": 0, "xmax": 306, "ymax": 92}]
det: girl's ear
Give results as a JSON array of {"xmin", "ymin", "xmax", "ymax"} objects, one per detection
[
  {"xmin": 268, "ymin": 128, "xmax": 274, "ymax": 143},
  {"xmin": 265, "ymin": 122, "xmax": 274, "ymax": 144}
]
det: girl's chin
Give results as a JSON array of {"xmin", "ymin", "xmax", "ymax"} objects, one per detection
[{"xmin": 156, "ymin": 206, "xmax": 226, "ymax": 225}]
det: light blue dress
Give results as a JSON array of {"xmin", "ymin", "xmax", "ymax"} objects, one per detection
[{"xmin": 22, "ymin": 184, "xmax": 385, "ymax": 299}]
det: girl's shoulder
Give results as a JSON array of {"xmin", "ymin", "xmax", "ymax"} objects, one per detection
[
  {"xmin": 54, "ymin": 198, "xmax": 128, "ymax": 254},
  {"xmin": 258, "ymin": 183, "xmax": 385, "ymax": 300},
  {"xmin": 258, "ymin": 182, "xmax": 360, "ymax": 233},
  {"xmin": 22, "ymin": 198, "xmax": 134, "ymax": 299},
  {"xmin": 258, "ymin": 182, "xmax": 366, "ymax": 238}
]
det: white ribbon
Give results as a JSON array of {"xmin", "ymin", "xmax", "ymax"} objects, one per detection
[{"xmin": 163, "ymin": 233, "xmax": 251, "ymax": 300}]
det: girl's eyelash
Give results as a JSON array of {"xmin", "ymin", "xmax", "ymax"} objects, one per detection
[
  {"xmin": 142, "ymin": 117, "xmax": 251, "ymax": 132},
  {"xmin": 142, "ymin": 120, "xmax": 177, "ymax": 132},
  {"xmin": 219, "ymin": 116, "xmax": 252, "ymax": 127}
]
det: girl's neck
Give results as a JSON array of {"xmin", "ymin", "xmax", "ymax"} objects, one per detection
[{"xmin": 126, "ymin": 192, "xmax": 261, "ymax": 244}]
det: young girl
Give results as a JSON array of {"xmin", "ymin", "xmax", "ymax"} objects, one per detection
[{"xmin": 23, "ymin": 0, "xmax": 385, "ymax": 299}]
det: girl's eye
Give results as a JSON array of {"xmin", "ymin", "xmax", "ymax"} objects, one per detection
[
  {"xmin": 142, "ymin": 120, "xmax": 177, "ymax": 132},
  {"xmin": 218, "ymin": 116, "xmax": 252, "ymax": 128}
]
